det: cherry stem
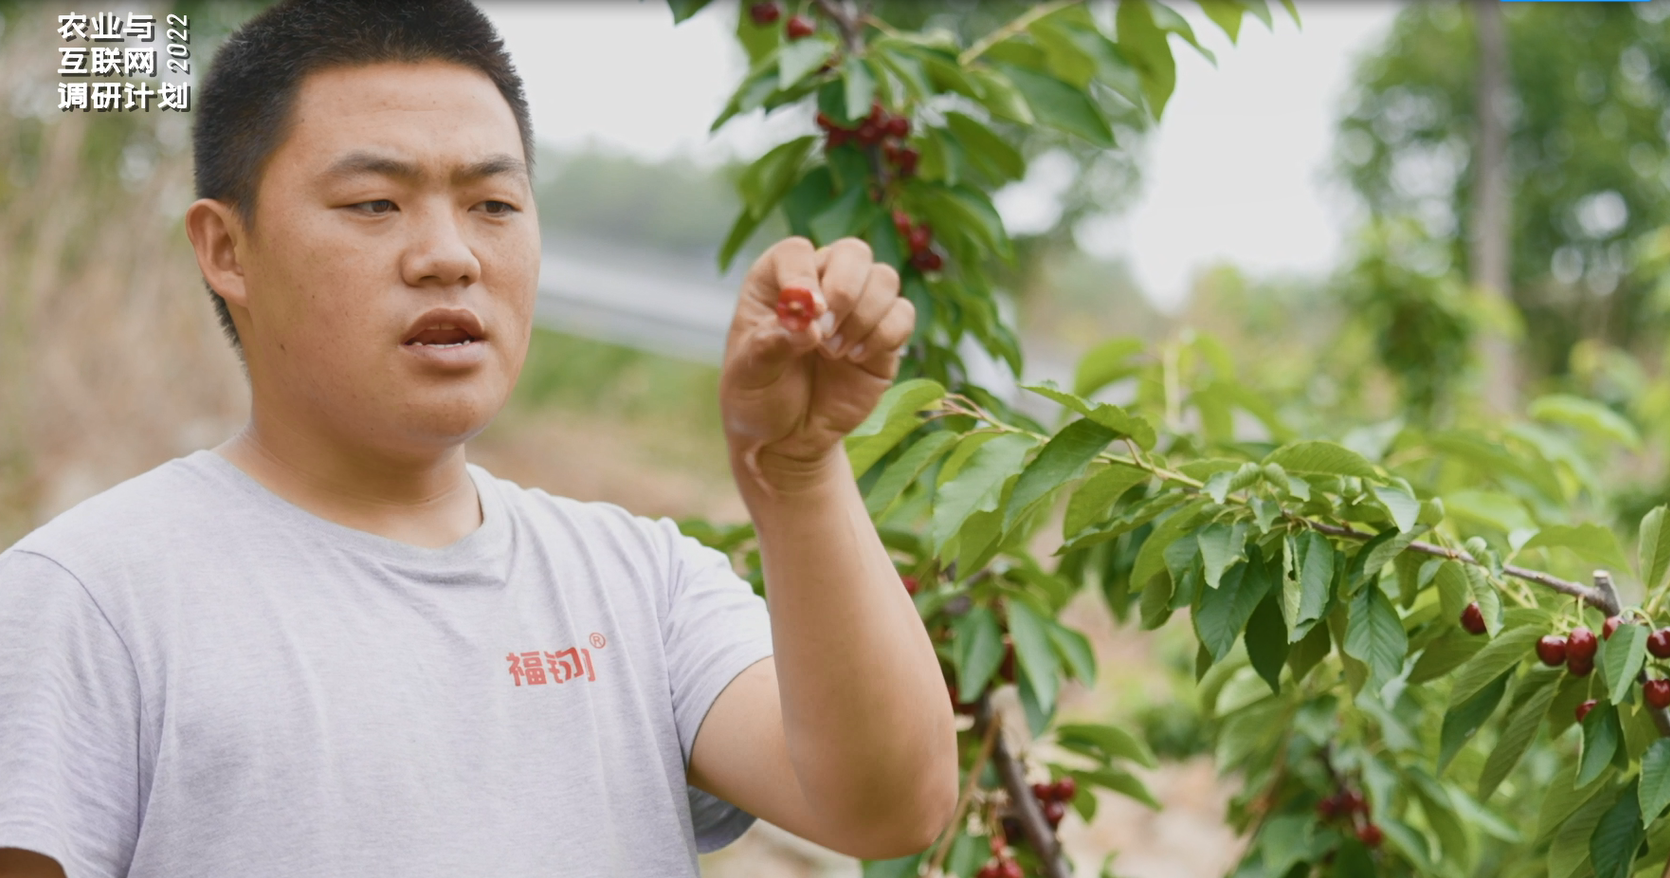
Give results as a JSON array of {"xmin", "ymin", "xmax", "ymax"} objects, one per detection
[
  {"xmin": 977, "ymin": 696, "xmax": 1073, "ymax": 878},
  {"xmin": 925, "ymin": 699, "xmax": 1002, "ymax": 875}
]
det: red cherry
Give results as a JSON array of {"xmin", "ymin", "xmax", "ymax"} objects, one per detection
[
  {"xmin": 1316, "ymin": 795, "xmax": 1340, "ymax": 821},
  {"xmin": 1577, "ymin": 699, "xmax": 1598, "ymax": 722},
  {"xmin": 1648, "ymin": 680, "xmax": 1670, "ymax": 709},
  {"xmin": 885, "ymin": 115, "xmax": 910, "ymax": 138},
  {"xmin": 1356, "ymin": 823, "xmax": 1384, "ymax": 847},
  {"xmin": 774, "ymin": 286, "xmax": 817, "ymax": 332},
  {"xmin": 1043, "ymin": 800, "xmax": 1066, "ymax": 827},
  {"xmin": 1461, "ymin": 603, "xmax": 1487, "ymax": 635},
  {"xmin": 1569, "ymin": 627, "xmax": 1599, "ymax": 661},
  {"xmin": 999, "ymin": 862, "xmax": 1023, "ymax": 878},
  {"xmin": 907, "ymin": 224, "xmax": 932, "ymax": 253},
  {"xmin": 910, "ymin": 249, "xmax": 943, "ymax": 272},
  {"xmin": 1569, "ymin": 655, "xmax": 1595, "ymax": 677},
  {"xmin": 948, "ymin": 681, "xmax": 976, "ymax": 715},
  {"xmin": 975, "ymin": 864, "xmax": 999, "ymax": 878},
  {"xmin": 1649, "ymin": 628, "xmax": 1670, "ymax": 658},
  {"xmin": 891, "ymin": 209, "xmax": 912, "ymax": 236},
  {"xmin": 856, "ymin": 121, "xmax": 882, "ymax": 145},
  {"xmin": 1000, "ymin": 816, "xmax": 1024, "ymax": 846},
  {"xmin": 748, "ymin": 2, "xmax": 781, "ymax": 25},
  {"xmin": 825, "ymin": 127, "xmax": 849, "ymax": 149},
  {"xmin": 998, "ymin": 641, "xmax": 1017, "ymax": 683},
  {"xmin": 1050, "ymin": 776, "xmax": 1077, "ymax": 802},
  {"xmin": 1604, "ymin": 616, "xmax": 1623, "ymax": 640},
  {"xmin": 784, "ymin": 14, "xmax": 815, "ymax": 39},
  {"xmin": 1031, "ymin": 781, "xmax": 1052, "ymax": 802},
  {"xmin": 815, "ymin": 111, "xmax": 835, "ymax": 131},
  {"xmin": 902, "ymin": 575, "xmax": 919, "ymax": 596},
  {"xmin": 1536, "ymin": 635, "xmax": 1568, "ymax": 667},
  {"xmin": 868, "ymin": 101, "xmax": 884, "ymax": 124},
  {"xmin": 896, "ymin": 147, "xmax": 920, "ymax": 176},
  {"xmin": 1340, "ymin": 790, "xmax": 1366, "ymax": 814}
]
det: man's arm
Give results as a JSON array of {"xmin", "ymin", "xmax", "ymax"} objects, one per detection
[
  {"xmin": 0, "ymin": 848, "xmax": 66, "ymax": 878},
  {"xmin": 688, "ymin": 446, "xmax": 959, "ymax": 860}
]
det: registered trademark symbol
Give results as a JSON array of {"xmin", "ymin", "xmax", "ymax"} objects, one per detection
[{"xmin": 590, "ymin": 632, "xmax": 607, "ymax": 649}]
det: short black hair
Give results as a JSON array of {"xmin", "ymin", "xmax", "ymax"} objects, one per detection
[{"xmin": 193, "ymin": 0, "xmax": 535, "ymax": 352}]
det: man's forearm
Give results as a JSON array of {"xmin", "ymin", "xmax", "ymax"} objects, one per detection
[{"xmin": 732, "ymin": 445, "xmax": 958, "ymax": 845}]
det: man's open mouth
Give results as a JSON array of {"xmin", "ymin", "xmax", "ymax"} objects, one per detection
[{"xmin": 402, "ymin": 308, "xmax": 486, "ymax": 348}]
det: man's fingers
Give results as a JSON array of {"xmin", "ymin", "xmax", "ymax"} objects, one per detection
[
  {"xmin": 827, "ymin": 262, "xmax": 899, "ymax": 359},
  {"xmin": 812, "ymin": 238, "xmax": 873, "ymax": 345},
  {"xmin": 749, "ymin": 237, "xmax": 827, "ymax": 333},
  {"xmin": 846, "ymin": 297, "xmax": 916, "ymax": 377}
]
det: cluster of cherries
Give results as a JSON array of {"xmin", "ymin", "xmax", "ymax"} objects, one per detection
[
  {"xmin": 816, "ymin": 103, "xmax": 920, "ymax": 175},
  {"xmin": 1029, "ymin": 775, "xmax": 1077, "ymax": 829},
  {"xmin": 1315, "ymin": 786, "xmax": 1382, "ymax": 847},
  {"xmin": 974, "ymin": 852, "xmax": 1023, "ymax": 878},
  {"xmin": 1463, "ymin": 602, "xmax": 1670, "ymax": 714},
  {"xmin": 747, "ymin": 2, "xmax": 816, "ymax": 39}
]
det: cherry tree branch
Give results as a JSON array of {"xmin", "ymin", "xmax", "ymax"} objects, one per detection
[
  {"xmin": 926, "ymin": 704, "xmax": 1001, "ymax": 875},
  {"xmin": 976, "ymin": 698, "xmax": 1072, "ymax": 878}
]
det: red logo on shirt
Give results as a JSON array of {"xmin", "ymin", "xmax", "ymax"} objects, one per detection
[{"xmin": 506, "ymin": 639, "xmax": 603, "ymax": 687}]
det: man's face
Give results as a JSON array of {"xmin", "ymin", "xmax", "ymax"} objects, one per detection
[{"xmin": 236, "ymin": 61, "xmax": 539, "ymax": 455}]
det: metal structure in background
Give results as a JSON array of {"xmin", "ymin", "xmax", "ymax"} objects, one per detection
[{"xmin": 534, "ymin": 235, "xmax": 1078, "ymax": 421}]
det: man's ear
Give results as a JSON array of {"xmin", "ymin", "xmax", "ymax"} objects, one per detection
[{"xmin": 184, "ymin": 198, "xmax": 250, "ymax": 310}]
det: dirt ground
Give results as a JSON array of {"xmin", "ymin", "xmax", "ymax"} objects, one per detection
[{"xmin": 469, "ymin": 407, "xmax": 1247, "ymax": 878}]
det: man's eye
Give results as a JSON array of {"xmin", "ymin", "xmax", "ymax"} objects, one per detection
[
  {"xmin": 353, "ymin": 199, "xmax": 396, "ymax": 214},
  {"xmin": 480, "ymin": 200, "xmax": 517, "ymax": 216}
]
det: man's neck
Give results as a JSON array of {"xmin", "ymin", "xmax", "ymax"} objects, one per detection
[{"xmin": 214, "ymin": 415, "xmax": 484, "ymax": 549}]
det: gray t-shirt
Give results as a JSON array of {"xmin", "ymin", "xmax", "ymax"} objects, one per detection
[{"xmin": 0, "ymin": 450, "xmax": 776, "ymax": 876}]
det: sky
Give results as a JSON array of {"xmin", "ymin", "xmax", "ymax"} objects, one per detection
[{"xmin": 480, "ymin": 0, "xmax": 1405, "ymax": 311}]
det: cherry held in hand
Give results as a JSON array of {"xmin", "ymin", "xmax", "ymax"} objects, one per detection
[{"xmin": 775, "ymin": 286, "xmax": 818, "ymax": 333}]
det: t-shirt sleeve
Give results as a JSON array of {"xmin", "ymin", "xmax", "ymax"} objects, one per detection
[
  {"xmin": 0, "ymin": 549, "xmax": 142, "ymax": 877},
  {"xmin": 647, "ymin": 515, "xmax": 775, "ymax": 854}
]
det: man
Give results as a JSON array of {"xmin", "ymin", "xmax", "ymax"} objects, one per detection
[{"xmin": 0, "ymin": 1, "xmax": 958, "ymax": 875}]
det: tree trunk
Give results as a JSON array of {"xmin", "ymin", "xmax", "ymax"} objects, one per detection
[{"xmin": 1472, "ymin": 0, "xmax": 1517, "ymax": 413}]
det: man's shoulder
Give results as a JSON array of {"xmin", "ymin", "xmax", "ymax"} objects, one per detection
[{"xmin": 8, "ymin": 451, "xmax": 227, "ymax": 569}]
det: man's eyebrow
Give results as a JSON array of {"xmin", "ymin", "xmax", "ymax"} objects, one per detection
[{"xmin": 320, "ymin": 151, "xmax": 528, "ymax": 185}]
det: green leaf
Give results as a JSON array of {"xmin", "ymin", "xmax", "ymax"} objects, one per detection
[
  {"xmin": 965, "ymin": 67, "xmax": 1035, "ymax": 125},
  {"xmin": 779, "ymin": 34, "xmax": 835, "ymax": 89},
  {"xmin": 1114, "ymin": 0, "xmax": 1176, "ymax": 118},
  {"xmin": 1448, "ymin": 625, "xmax": 1543, "ymax": 709},
  {"xmin": 666, "ymin": 0, "xmax": 716, "ymax": 24},
  {"xmin": 1283, "ymin": 530, "xmax": 1334, "ymax": 642},
  {"xmin": 1439, "ymin": 670, "xmax": 1509, "ymax": 771},
  {"xmin": 1047, "ymin": 622, "xmax": 1097, "ymax": 686},
  {"xmin": 1197, "ymin": 520, "xmax": 1247, "ymax": 590},
  {"xmin": 1026, "ymin": 17, "xmax": 1098, "ymax": 88},
  {"xmin": 1639, "ymin": 738, "xmax": 1670, "ymax": 827},
  {"xmin": 1006, "ymin": 418, "xmax": 1117, "ymax": 531},
  {"xmin": 1530, "ymin": 394, "xmax": 1641, "ymax": 450},
  {"xmin": 1579, "ymin": 704, "xmax": 1623, "ymax": 789},
  {"xmin": 1245, "ymin": 591, "xmax": 1288, "ymax": 693},
  {"xmin": 993, "ymin": 64, "xmax": 1115, "ymax": 147},
  {"xmin": 1539, "ymin": 761, "xmax": 1604, "ymax": 843},
  {"xmin": 951, "ymin": 606, "xmax": 1004, "ymax": 699},
  {"xmin": 808, "ymin": 184, "xmax": 878, "ymax": 246},
  {"xmin": 1129, "ymin": 499, "xmax": 1210, "ymax": 593},
  {"xmin": 1279, "ymin": 0, "xmax": 1300, "ymax": 25},
  {"xmin": 1467, "ymin": 564, "xmax": 1505, "ymax": 637},
  {"xmin": 1075, "ymin": 766, "xmax": 1161, "ymax": 809},
  {"xmin": 1063, "ymin": 463, "xmax": 1149, "ymax": 537},
  {"xmin": 1372, "ymin": 484, "xmax": 1421, "ymax": 533},
  {"xmin": 1344, "ymin": 583, "xmax": 1406, "ymax": 691},
  {"xmin": 1601, "ymin": 621, "xmax": 1649, "ymax": 706},
  {"xmin": 1478, "ymin": 667, "xmax": 1560, "ymax": 800},
  {"xmin": 1640, "ymin": 505, "xmax": 1670, "ymax": 593},
  {"xmin": 1286, "ymin": 621, "xmax": 1331, "ymax": 683},
  {"xmin": 943, "ymin": 112, "xmax": 1026, "ymax": 184},
  {"xmin": 1147, "ymin": 0, "xmax": 1214, "ymax": 63},
  {"xmin": 737, "ymin": 135, "xmax": 818, "ymax": 220},
  {"xmin": 1409, "ymin": 629, "xmax": 1486, "ymax": 684},
  {"xmin": 864, "ymin": 431, "xmax": 958, "ymax": 518},
  {"xmin": 717, "ymin": 207, "xmax": 765, "ymax": 273},
  {"xmin": 1195, "ymin": 0, "xmax": 1243, "ymax": 42},
  {"xmin": 1590, "ymin": 777, "xmax": 1644, "ymax": 878},
  {"xmin": 1549, "ymin": 783, "xmax": 1619, "ymax": 878},
  {"xmin": 1021, "ymin": 380, "xmax": 1156, "ymax": 449},
  {"xmin": 842, "ymin": 55, "xmax": 876, "ymax": 122},
  {"xmin": 1445, "ymin": 489, "xmax": 1536, "ymax": 536},
  {"xmin": 1055, "ymin": 722, "xmax": 1157, "ymax": 769},
  {"xmin": 1523, "ymin": 524, "xmax": 1633, "ymax": 575},
  {"xmin": 1262, "ymin": 440, "xmax": 1379, "ymax": 478},
  {"xmin": 1007, "ymin": 599, "xmax": 1062, "ymax": 716},
  {"xmin": 930, "ymin": 434, "xmax": 1038, "ymax": 553},
  {"xmin": 844, "ymin": 379, "xmax": 946, "ymax": 475},
  {"xmin": 1195, "ymin": 548, "xmax": 1275, "ymax": 661}
]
